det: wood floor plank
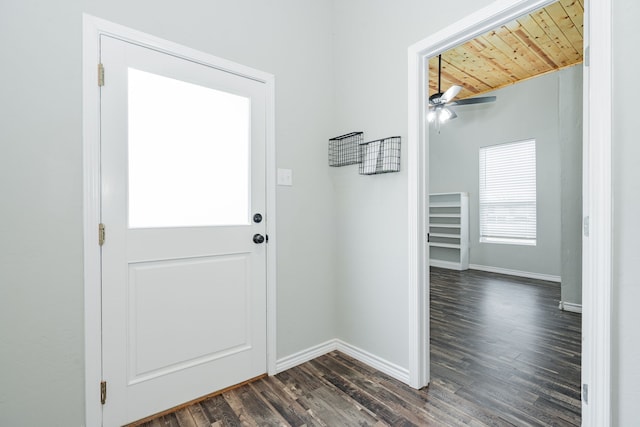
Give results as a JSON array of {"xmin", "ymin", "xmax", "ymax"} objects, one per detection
[
  {"xmin": 199, "ymin": 395, "xmax": 243, "ymax": 426},
  {"xmin": 173, "ymin": 408, "xmax": 198, "ymax": 427},
  {"xmin": 326, "ymin": 352, "xmax": 496, "ymax": 427},
  {"xmin": 311, "ymin": 363, "xmax": 402, "ymax": 425},
  {"xmin": 135, "ymin": 268, "xmax": 581, "ymax": 426},
  {"xmin": 425, "ymin": 381, "xmax": 514, "ymax": 427},
  {"xmin": 313, "ymin": 354, "xmax": 452, "ymax": 426},
  {"xmin": 301, "ymin": 386, "xmax": 379, "ymax": 426},
  {"xmin": 186, "ymin": 403, "xmax": 211, "ymax": 427},
  {"xmin": 224, "ymin": 386, "xmax": 289, "ymax": 427},
  {"xmin": 250, "ymin": 378, "xmax": 321, "ymax": 427},
  {"xmin": 140, "ymin": 419, "xmax": 164, "ymax": 427},
  {"xmin": 275, "ymin": 366, "xmax": 323, "ymax": 399},
  {"xmin": 533, "ymin": 395, "xmax": 581, "ymax": 425}
]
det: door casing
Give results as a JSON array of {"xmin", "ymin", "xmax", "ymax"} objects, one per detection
[
  {"xmin": 82, "ymin": 14, "xmax": 277, "ymax": 426},
  {"xmin": 407, "ymin": 1, "xmax": 611, "ymax": 426}
]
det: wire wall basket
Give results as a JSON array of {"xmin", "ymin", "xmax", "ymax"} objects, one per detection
[
  {"xmin": 328, "ymin": 132, "xmax": 363, "ymax": 167},
  {"xmin": 358, "ymin": 136, "xmax": 401, "ymax": 175}
]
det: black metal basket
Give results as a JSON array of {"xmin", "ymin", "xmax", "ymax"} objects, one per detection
[
  {"xmin": 328, "ymin": 132, "xmax": 363, "ymax": 167},
  {"xmin": 358, "ymin": 136, "xmax": 401, "ymax": 175}
]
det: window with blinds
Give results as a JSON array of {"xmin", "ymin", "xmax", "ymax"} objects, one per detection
[{"xmin": 479, "ymin": 139, "xmax": 536, "ymax": 246}]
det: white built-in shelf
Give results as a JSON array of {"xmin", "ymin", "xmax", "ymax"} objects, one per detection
[
  {"xmin": 429, "ymin": 202, "xmax": 461, "ymax": 208},
  {"xmin": 430, "ymin": 232, "xmax": 461, "ymax": 238},
  {"xmin": 428, "ymin": 192, "xmax": 469, "ymax": 271},
  {"xmin": 428, "ymin": 223, "xmax": 461, "ymax": 228},
  {"xmin": 429, "ymin": 242, "xmax": 461, "ymax": 249}
]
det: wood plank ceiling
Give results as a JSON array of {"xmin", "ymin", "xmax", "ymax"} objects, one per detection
[{"xmin": 429, "ymin": 0, "xmax": 584, "ymax": 101}]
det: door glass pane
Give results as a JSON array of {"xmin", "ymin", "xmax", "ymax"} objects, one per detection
[{"xmin": 128, "ymin": 68, "xmax": 250, "ymax": 228}]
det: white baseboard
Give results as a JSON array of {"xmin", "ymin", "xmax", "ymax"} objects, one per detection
[
  {"xmin": 430, "ymin": 259, "xmax": 463, "ymax": 270},
  {"xmin": 274, "ymin": 339, "xmax": 410, "ymax": 385},
  {"xmin": 468, "ymin": 264, "xmax": 561, "ymax": 283},
  {"xmin": 335, "ymin": 339, "xmax": 410, "ymax": 384},
  {"xmin": 559, "ymin": 301, "xmax": 583, "ymax": 313},
  {"xmin": 275, "ymin": 339, "xmax": 337, "ymax": 373}
]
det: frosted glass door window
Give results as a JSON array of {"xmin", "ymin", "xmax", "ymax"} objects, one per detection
[{"xmin": 128, "ymin": 68, "xmax": 251, "ymax": 228}]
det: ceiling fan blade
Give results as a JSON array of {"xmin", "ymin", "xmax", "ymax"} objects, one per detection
[
  {"xmin": 451, "ymin": 95, "xmax": 497, "ymax": 106},
  {"xmin": 440, "ymin": 85, "xmax": 462, "ymax": 103}
]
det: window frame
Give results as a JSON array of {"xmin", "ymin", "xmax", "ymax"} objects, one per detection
[{"xmin": 478, "ymin": 139, "xmax": 537, "ymax": 246}]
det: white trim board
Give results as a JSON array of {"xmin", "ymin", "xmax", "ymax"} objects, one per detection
[
  {"xmin": 407, "ymin": 1, "xmax": 612, "ymax": 425},
  {"xmin": 559, "ymin": 301, "xmax": 583, "ymax": 314},
  {"xmin": 275, "ymin": 339, "xmax": 410, "ymax": 385},
  {"xmin": 275, "ymin": 340, "xmax": 338, "ymax": 373},
  {"xmin": 429, "ymin": 259, "xmax": 464, "ymax": 271},
  {"xmin": 468, "ymin": 264, "xmax": 561, "ymax": 283},
  {"xmin": 582, "ymin": 0, "xmax": 613, "ymax": 425},
  {"xmin": 336, "ymin": 340, "xmax": 410, "ymax": 384},
  {"xmin": 82, "ymin": 14, "xmax": 277, "ymax": 427}
]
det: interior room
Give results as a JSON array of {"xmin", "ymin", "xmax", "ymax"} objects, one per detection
[
  {"xmin": 426, "ymin": 2, "xmax": 584, "ymax": 422},
  {"xmin": 428, "ymin": 36, "xmax": 583, "ymax": 302},
  {"xmin": 1, "ymin": 0, "xmax": 638, "ymax": 426}
]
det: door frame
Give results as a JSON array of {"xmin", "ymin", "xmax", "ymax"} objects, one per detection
[
  {"xmin": 407, "ymin": 0, "xmax": 611, "ymax": 426},
  {"xmin": 82, "ymin": 14, "xmax": 277, "ymax": 426}
]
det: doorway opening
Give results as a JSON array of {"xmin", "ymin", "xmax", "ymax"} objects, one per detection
[{"xmin": 407, "ymin": 0, "xmax": 612, "ymax": 425}]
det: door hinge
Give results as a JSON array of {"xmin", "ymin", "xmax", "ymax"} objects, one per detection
[
  {"xmin": 98, "ymin": 63, "xmax": 105, "ymax": 87},
  {"xmin": 583, "ymin": 216, "xmax": 590, "ymax": 237},
  {"xmin": 427, "ymin": 233, "xmax": 430, "ymax": 242},
  {"xmin": 99, "ymin": 223, "xmax": 106, "ymax": 246},
  {"xmin": 100, "ymin": 381, "xmax": 107, "ymax": 405},
  {"xmin": 583, "ymin": 383, "xmax": 588, "ymax": 404}
]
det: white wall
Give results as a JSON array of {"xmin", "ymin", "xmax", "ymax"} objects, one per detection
[
  {"xmin": 0, "ymin": 1, "xmax": 336, "ymax": 425},
  {"xmin": 430, "ymin": 70, "xmax": 564, "ymax": 277},
  {"xmin": 331, "ymin": 0, "xmax": 494, "ymax": 369},
  {"xmin": 559, "ymin": 66, "xmax": 583, "ymax": 305},
  {"xmin": 612, "ymin": 0, "xmax": 640, "ymax": 424},
  {"xmin": 429, "ymin": 66, "xmax": 583, "ymax": 301},
  {"xmin": 0, "ymin": 2, "xmax": 85, "ymax": 425}
]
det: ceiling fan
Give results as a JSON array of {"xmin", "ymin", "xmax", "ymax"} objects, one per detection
[{"xmin": 428, "ymin": 54, "xmax": 496, "ymax": 128}]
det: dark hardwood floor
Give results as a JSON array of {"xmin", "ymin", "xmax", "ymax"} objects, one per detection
[{"xmin": 134, "ymin": 268, "xmax": 581, "ymax": 426}]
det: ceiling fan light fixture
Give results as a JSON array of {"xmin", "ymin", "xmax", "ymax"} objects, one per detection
[
  {"xmin": 428, "ymin": 53, "xmax": 496, "ymax": 129},
  {"xmin": 439, "ymin": 108, "xmax": 453, "ymax": 123}
]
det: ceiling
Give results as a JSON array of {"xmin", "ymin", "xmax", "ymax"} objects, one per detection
[{"xmin": 429, "ymin": 0, "xmax": 584, "ymax": 101}]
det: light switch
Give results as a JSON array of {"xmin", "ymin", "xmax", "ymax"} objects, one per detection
[{"xmin": 277, "ymin": 168, "xmax": 293, "ymax": 186}]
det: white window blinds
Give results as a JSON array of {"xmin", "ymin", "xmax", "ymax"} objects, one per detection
[{"xmin": 479, "ymin": 139, "xmax": 536, "ymax": 246}]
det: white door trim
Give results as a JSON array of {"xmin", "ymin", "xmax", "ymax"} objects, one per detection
[
  {"xmin": 82, "ymin": 14, "xmax": 277, "ymax": 426},
  {"xmin": 407, "ymin": 1, "xmax": 611, "ymax": 426},
  {"xmin": 581, "ymin": 1, "xmax": 612, "ymax": 425}
]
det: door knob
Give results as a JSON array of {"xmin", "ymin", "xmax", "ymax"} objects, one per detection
[{"xmin": 253, "ymin": 234, "xmax": 265, "ymax": 244}]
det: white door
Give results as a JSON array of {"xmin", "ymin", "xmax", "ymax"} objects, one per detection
[{"xmin": 100, "ymin": 35, "xmax": 267, "ymax": 426}]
